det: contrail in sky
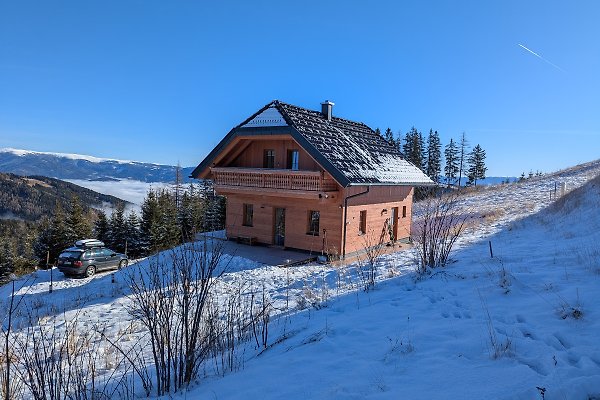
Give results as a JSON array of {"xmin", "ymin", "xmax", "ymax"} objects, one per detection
[{"xmin": 518, "ymin": 43, "xmax": 566, "ymax": 73}]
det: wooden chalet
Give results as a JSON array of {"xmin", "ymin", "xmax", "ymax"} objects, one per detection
[{"xmin": 191, "ymin": 100, "xmax": 434, "ymax": 258}]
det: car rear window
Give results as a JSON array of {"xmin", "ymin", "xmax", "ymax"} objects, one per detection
[{"xmin": 59, "ymin": 251, "xmax": 83, "ymax": 259}]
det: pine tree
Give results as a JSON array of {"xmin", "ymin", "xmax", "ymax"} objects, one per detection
[
  {"xmin": 178, "ymin": 191, "xmax": 195, "ymax": 242},
  {"xmin": 94, "ymin": 210, "xmax": 110, "ymax": 243},
  {"xmin": 425, "ymin": 129, "xmax": 442, "ymax": 183},
  {"xmin": 394, "ymin": 130, "xmax": 404, "ymax": 154},
  {"xmin": 66, "ymin": 195, "xmax": 92, "ymax": 241},
  {"xmin": 457, "ymin": 132, "xmax": 469, "ymax": 187},
  {"xmin": 51, "ymin": 204, "xmax": 72, "ymax": 254},
  {"xmin": 33, "ymin": 217, "xmax": 52, "ymax": 266},
  {"xmin": 403, "ymin": 127, "xmax": 425, "ymax": 171},
  {"xmin": 402, "ymin": 130, "xmax": 413, "ymax": 159},
  {"xmin": 466, "ymin": 144, "xmax": 487, "ymax": 186},
  {"xmin": 444, "ymin": 138, "xmax": 460, "ymax": 185},
  {"xmin": 125, "ymin": 210, "xmax": 142, "ymax": 257},
  {"xmin": 156, "ymin": 188, "xmax": 181, "ymax": 248},
  {"xmin": 383, "ymin": 127, "xmax": 395, "ymax": 148},
  {"xmin": 200, "ymin": 180, "xmax": 225, "ymax": 232},
  {"xmin": 140, "ymin": 188, "xmax": 160, "ymax": 253},
  {"xmin": 108, "ymin": 203, "xmax": 127, "ymax": 253},
  {"xmin": 0, "ymin": 241, "xmax": 13, "ymax": 283},
  {"xmin": 175, "ymin": 162, "xmax": 183, "ymax": 209},
  {"xmin": 33, "ymin": 204, "xmax": 72, "ymax": 265}
]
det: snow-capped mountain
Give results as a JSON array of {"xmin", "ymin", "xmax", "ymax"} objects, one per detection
[{"xmin": 0, "ymin": 148, "xmax": 195, "ymax": 183}]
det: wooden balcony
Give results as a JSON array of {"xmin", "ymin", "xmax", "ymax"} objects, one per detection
[{"xmin": 211, "ymin": 167, "xmax": 338, "ymax": 192}]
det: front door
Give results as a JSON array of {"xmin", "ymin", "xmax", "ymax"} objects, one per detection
[
  {"xmin": 274, "ymin": 208, "xmax": 286, "ymax": 246},
  {"xmin": 390, "ymin": 207, "xmax": 399, "ymax": 242}
]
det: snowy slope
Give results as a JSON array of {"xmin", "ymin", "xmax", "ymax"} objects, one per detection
[
  {"xmin": 2, "ymin": 159, "xmax": 600, "ymax": 399},
  {"xmin": 187, "ymin": 162, "xmax": 600, "ymax": 399}
]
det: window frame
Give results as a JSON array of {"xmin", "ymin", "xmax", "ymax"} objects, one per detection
[
  {"xmin": 243, "ymin": 203, "xmax": 254, "ymax": 227},
  {"xmin": 359, "ymin": 210, "xmax": 367, "ymax": 235},
  {"xmin": 307, "ymin": 210, "xmax": 320, "ymax": 236},
  {"xmin": 402, "ymin": 205, "xmax": 407, "ymax": 218},
  {"xmin": 263, "ymin": 149, "xmax": 275, "ymax": 169}
]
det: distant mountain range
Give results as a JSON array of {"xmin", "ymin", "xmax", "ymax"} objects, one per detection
[
  {"xmin": 0, "ymin": 172, "xmax": 127, "ymax": 221},
  {"xmin": 0, "ymin": 148, "xmax": 194, "ymax": 183},
  {"xmin": 0, "ymin": 148, "xmax": 515, "ymax": 189}
]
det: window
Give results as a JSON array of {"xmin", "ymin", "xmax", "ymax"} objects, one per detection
[
  {"xmin": 402, "ymin": 205, "xmax": 407, "ymax": 218},
  {"xmin": 307, "ymin": 210, "xmax": 320, "ymax": 235},
  {"xmin": 243, "ymin": 204, "xmax": 253, "ymax": 226},
  {"xmin": 263, "ymin": 149, "xmax": 275, "ymax": 168},
  {"xmin": 287, "ymin": 150, "xmax": 299, "ymax": 170},
  {"xmin": 359, "ymin": 210, "xmax": 367, "ymax": 234}
]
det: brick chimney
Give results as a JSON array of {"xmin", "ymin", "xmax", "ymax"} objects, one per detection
[{"xmin": 321, "ymin": 100, "xmax": 334, "ymax": 121}]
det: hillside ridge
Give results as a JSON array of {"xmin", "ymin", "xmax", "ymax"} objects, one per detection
[{"xmin": 0, "ymin": 172, "xmax": 128, "ymax": 221}]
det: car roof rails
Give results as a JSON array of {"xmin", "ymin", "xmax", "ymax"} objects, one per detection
[{"xmin": 75, "ymin": 239, "xmax": 105, "ymax": 249}]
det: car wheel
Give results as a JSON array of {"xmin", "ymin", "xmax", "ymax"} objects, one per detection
[
  {"xmin": 84, "ymin": 265, "xmax": 96, "ymax": 278},
  {"xmin": 119, "ymin": 260, "xmax": 128, "ymax": 269}
]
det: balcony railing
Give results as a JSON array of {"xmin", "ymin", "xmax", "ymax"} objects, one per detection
[{"xmin": 211, "ymin": 167, "xmax": 338, "ymax": 192}]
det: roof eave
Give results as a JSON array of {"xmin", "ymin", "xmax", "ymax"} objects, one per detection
[{"xmin": 346, "ymin": 181, "xmax": 438, "ymax": 187}]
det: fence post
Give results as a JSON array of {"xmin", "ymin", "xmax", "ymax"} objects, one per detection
[{"xmin": 46, "ymin": 250, "xmax": 53, "ymax": 294}]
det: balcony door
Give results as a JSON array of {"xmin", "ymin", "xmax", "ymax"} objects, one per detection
[
  {"xmin": 274, "ymin": 208, "xmax": 286, "ymax": 246},
  {"xmin": 287, "ymin": 150, "xmax": 299, "ymax": 170}
]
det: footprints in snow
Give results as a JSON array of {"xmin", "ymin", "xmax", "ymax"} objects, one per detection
[{"xmin": 440, "ymin": 298, "xmax": 472, "ymax": 320}]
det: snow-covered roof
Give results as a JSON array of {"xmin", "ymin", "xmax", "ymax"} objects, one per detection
[
  {"xmin": 240, "ymin": 105, "xmax": 288, "ymax": 128},
  {"xmin": 192, "ymin": 101, "xmax": 434, "ymax": 187}
]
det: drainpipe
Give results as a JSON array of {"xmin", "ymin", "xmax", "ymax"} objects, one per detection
[{"xmin": 342, "ymin": 186, "xmax": 370, "ymax": 259}]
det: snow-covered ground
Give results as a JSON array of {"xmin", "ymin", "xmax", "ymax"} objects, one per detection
[{"xmin": 2, "ymin": 159, "xmax": 600, "ymax": 399}]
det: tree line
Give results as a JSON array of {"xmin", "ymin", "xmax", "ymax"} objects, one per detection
[
  {"xmin": 0, "ymin": 180, "xmax": 225, "ymax": 283},
  {"xmin": 377, "ymin": 127, "xmax": 487, "ymax": 186}
]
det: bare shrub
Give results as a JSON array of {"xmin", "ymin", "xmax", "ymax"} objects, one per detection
[
  {"xmin": 124, "ymin": 239, "xmax": 229, "ymax": 395},
  {"xmin": 557, "ymin": 289, "xmax": 584, "ymax": 320},
  {"xmin": 0, "ymin": 345, "xmax": 22, "ymax": 400},
  {"xmin": 211, "ymin": 282, "xmax": 252, "ymax": 374},
  {"xmin": 383, "ymin": 316, "xmax": 414, "ymax": 363},
  {"xmin": 1, "ymin": 278, "xmax": 26, "ymax": 400},
  {"xmin": 356, "ymin": 229, "xmax": 387, "ymax": 291},
  {"xmin": 478, "ymin": 290, "xmax": 513, "ymax": 359},
  {"xmin": 15, "ymin": 310, "xmax": 131, "ymax": 400},
  {"xmin": 250, "ymin": 284, "xmax": 272, "ymax": 350},
  {"xmin": 412, "ymin": 192, "xmax": 471, "ymax": 274}
]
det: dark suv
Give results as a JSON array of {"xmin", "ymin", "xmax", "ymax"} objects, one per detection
[{"xmin": 57, "ymin": 240, "xmax": 128, "ymax": 278}]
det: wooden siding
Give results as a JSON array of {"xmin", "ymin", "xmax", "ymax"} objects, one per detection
[
  {"xmin": 220, "ymin": 185, "xmax": 414, "ymax": 258},
  {"xmin": 228, "ymin": 138, "xmax": 320, "ymax": 171},
  {"xmin": 342, "ymin": 186, "xmax": 414, "ymax": 256},
  {"xmin": 224, "ymin": 194, "xmax": 343, "ymax": 255}
]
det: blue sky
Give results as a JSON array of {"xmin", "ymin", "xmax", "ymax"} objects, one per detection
[{"xmin": 1, "ymin": 1, "xmax": 598, "ymax": 176}]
